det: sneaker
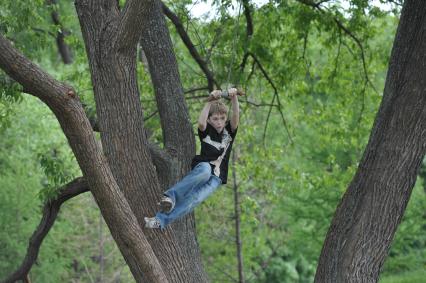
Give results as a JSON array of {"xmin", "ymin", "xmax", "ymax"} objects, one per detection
[
  {"xmin": 157, "ymin": 195, "xmax": 175, "ymax": 213},
  {"xmin": 144, "ymin": 216, "xmax": 161, "ymax": 229}
]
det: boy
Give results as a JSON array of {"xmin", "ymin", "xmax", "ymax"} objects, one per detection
[{"xmin": 144, "ymin": 88, "xmax": 240, "ymax": 229}]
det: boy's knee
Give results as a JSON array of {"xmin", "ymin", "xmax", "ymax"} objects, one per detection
[
  {"xmin": 195, "ymin": 162, "xmax": 210, "ymax": 172},
  {"xmin": 197, "ymin": 162, "xmax": 211, "ymax": 181}
]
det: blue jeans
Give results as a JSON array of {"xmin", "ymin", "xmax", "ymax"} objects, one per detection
[{"xmin": 155, "ymin": 162, "xmax": 222, "ymax": 229}]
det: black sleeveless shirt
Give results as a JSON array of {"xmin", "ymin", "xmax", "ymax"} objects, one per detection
[{"xmin": 191, "ymin": 121, "xmax": 238, "ymax": 184}]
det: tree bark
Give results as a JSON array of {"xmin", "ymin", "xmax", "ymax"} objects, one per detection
[
  {"xmin": 48, "ymin": 0, "xmax": 73, "ymax": 64},
  {"xmin": 138, "ymin": 2, "xmax": 210, "ymax": 282},
  {"xmin": 75, "ymin": 0, "xmax": 208, "ymax": 281},
  {"xmin": 3, "ymin": 0, "xmax": 212, "ymax": 281},
  {"xmin": 315, "ymin": 1, "xmax": 426, "ymax": 282},
  {"xmin": 0, "ymin": 32, "xmax": 168, "ymax": 282}
]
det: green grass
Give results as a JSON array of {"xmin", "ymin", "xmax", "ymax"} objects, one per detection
[{"xmin": 379, "ymin": 269, "xmax": 426, "ymax": 283}]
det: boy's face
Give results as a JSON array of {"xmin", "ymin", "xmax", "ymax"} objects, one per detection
[{"xmin": 208, "ymin": 113, "xmax": 227, "ymax": 133}]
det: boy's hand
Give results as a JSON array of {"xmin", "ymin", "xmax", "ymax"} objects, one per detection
[
  {"xmin": 228, "ymin": 88, "xmax": 238, "ymax": 98},
  {"xmin": 208, "ymin": 90, "xmax": 222, "ymax": 101}
]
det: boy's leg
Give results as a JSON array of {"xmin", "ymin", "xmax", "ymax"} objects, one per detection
[
  {"xmin": 162, "ymin": 162, "xmax": 211, "ymax": 207},
  {"xmin": 156, "ymin": 175, "xmax": 222, "ymax": 229}
]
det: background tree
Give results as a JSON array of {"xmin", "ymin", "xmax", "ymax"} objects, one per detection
[
  {"xmin": 315, "ymin": 0, "xmax": 426, "ymax": 281},
  {"xmin": 0, "ymin": 0, "xmax": 207, "ymax": 282},
  {"xmin": 1, "ymin": 0, "xmax": 425, "ymax": 282}
]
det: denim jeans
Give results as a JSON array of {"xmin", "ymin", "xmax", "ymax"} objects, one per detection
[{"xmin": 155, "ymin": 162, "xmax": 222, "ymax": 229}]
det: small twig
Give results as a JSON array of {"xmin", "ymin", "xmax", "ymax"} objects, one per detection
[
  {"xmin": 177, "ymin": 56, "xmax": 206, "ymax": 78},
  {"xmin": 246, "ymin": 60, "xmax": 256, "ymax": 83},
  {"xmin": 330, "ymin": 30, "xmax": 342, "ymax": 83},
  {"xmin": 31, "ymin": 27, "xmax": 56, "ymax": 38},
  {"xmin": 387, "ymin": 0, "xmax": 403, "ymax": 7},
  {"xmin": 263, "ymin": 94, "xmax": 277, "ymax": 148},
  {"xmin": 296, "ymin": 0, "xmax": 379, "ymax": 94},
  {"xmin": 184, "ymin": 86, "xmax": 209, "ymax": 94},
  {"xmin": 144, "ymin": 110, "xmax": 159, "ymax": 121},
  {"xmin": 185, "ymin": 95, "xmax": 209, "ymax": 100},
  {"xmin": 301, "ymin": 30, "xmax": 309, "ymax": 60},
  {"xmin": 357, "ymin": 79, "xmax": 368, "ymax": 125},
  {"xmin": 80, "ymin": 256, "xmax": 96, "ymax": 283},
  {"xmin": 206, "ymin": 26, "xmax": 223, "ymax": 63},
  {"xmin": 245, "ymin": 52, "xmax": 293, "ymax": 145},
  {"xmin": 161, "ymin": 2, "xmax": 219, "ymax": 91}
]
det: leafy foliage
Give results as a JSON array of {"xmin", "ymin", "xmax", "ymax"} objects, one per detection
[{"xmin": 0, "ymin": 0, "xmax": 424, "ymax": 282}]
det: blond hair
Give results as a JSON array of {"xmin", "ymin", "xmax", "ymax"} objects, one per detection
[{"xmin": 209, "ymin": 100, "xmax": 228, "ymax": 117}]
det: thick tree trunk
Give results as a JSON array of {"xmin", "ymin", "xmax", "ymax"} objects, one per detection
[
  {"xmin": 0, "ymin": 33, "xmax": 167, "ymax": 282},
  {"xmin": 315, "ymin": 1, "xmax": 426, "ymax": 282},
  {"xmin": 75, "ymin": 0, "xmax": 208, "ymax": 282},
  {"xmin": 3, "ymin": 0, "xmax": 210, "ymax": 281},
  {"xmin": 139, "ymin": 3, "xmax": 210, "ymax": 282}
]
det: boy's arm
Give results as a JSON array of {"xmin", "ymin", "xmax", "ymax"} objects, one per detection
[
  {"xmin": 198, "ymin": 101, "xmax": 212, "ymax": 131},
  {"xmin": 229, "ymin": 89, "xmax": 240, "ymax": 132},
  {"xmin": 198, "ymin": 90, "xmax": 221, "ymax": 131}
]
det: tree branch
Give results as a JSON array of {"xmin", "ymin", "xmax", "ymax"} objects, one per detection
[
  {"xmin": 47, "ymin": 0, "xmax": 73, "ymax": 64},
  {"xmin": 147, "ymin": 142, "xmax": 180, "ymax": 189},
  {"xmin": 0, "ymin": 33, "xmax": 168, "ymax": 282},
  {"xmin": 161, "ymin": 2, "xmax": 219, "ymax": 91},
  {"xmin": 242, "ymin": 0, "xmax": 253, "ymax": 38},
  {"xmin": 3, "ymin": 178, "xmax": 89, "ymax": 283},
  {"xmin": 330, "ymin": 30, "xmax": 342, "ymax": 83},
  {"xmin": 138, "ymin": 1, "xmax": 196, "ymax": 167},
  {"xmin": 296, "ymin": 0, "xmax": 378, "ymax": 94},
  {"xmin": 31, "ymin": 27, "xmax": 55, "ymax": 38},
  {"xmin": 0, "ymin": 35, "xmax": 72, "ymax": 102},
  {"xmin": 117, "ymin": 0, "xmax": 147, "ymax": 52},
  {"xmin": 83, "ymin": 109, "xmax": 176, "ymax": 188},
  {"xmin": 184, "ymin": 86, "xmax": 209, "ymax": 94},
  {"xmin": 239, "ymin": 52, "xmax": 250, "ymax": 73},
  {"xmin": 244, "ymin": 52, "xmax": 293, "ymax": 145},
  {"xmin": 386, "ymin": 0, "xmax": 403, "ymax": 6}
]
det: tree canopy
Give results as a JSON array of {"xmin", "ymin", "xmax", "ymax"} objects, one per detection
[{"xmin": 0, "ymin": 0, "xmax": 425, "ymax": 282}]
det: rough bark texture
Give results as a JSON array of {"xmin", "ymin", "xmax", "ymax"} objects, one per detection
[
  {"xmin": 138, "ymin": 2, "xmax": 210, "ymax": 282},
  {"xmin": 0, "ymin": 32, "xmax": 168, "ymax": 282},
  {"xmin": 3, "ymin": 0, "xmax": 214, "ymax": 281},
  {"xmin": 75, "ymin": 0, "xmax": 208, "ymax": 282},
  {"xmin": 315, "ymin": 1, "xmax": 426, "ymax": 282}
]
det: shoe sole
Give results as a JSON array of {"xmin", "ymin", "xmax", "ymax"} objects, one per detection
[
  {"xmin": 158, "ymin": 200, "xmax": 173, "ymax": 213},
  {"xmin": 144, "ymin": 217, "xmax": 161, "ymax": 229}
]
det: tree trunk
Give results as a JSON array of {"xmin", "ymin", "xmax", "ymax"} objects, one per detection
[
  {"xmin": 75, "ymin": 0, "xmax": 208, "ymax": 281},
  {"xmin": 138, "ymin": 2, "xmax": 210, "ymax": 282},
  {"xmin": 3, "ymin": 0, "xmax": 212, "ymax": 281},
  {"xmin": 0, "ymin": 32, "xmax": 168, "ymax": 282},
  {"xmin": 232, "ymin": 151, "xmax": 245, "ymax": 283},
  {"xmin": 315, "ymin": 1, "xmax": 426, "ymax": 282}
]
